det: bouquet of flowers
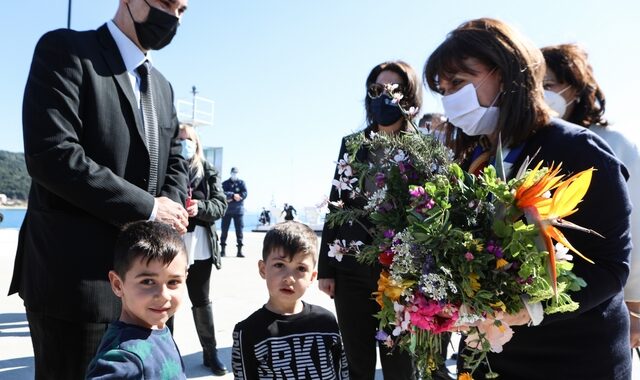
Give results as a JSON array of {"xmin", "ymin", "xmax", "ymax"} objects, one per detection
[{"xmin": 325, "ymin": 120, "xmax": 598, "ymax": 379}]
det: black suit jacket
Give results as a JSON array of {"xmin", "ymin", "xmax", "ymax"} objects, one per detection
[{"xmin": 9, "ymin": 24, "xmax": 188, "ymax": 322}]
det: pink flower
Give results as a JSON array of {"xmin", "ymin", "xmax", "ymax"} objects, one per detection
[
  {"xmin": 465, "ymin": 318, "xmax": 514, "ymax": 353},
  {"xmin": 408, "ymin": 294, "xmax": 458, "ymax": 334},
  {"xmin": 409, "ymin": 186, "xmax": 425, "ymax": 198},
  {"xmin": 465, "ymin": 252, "xmax": 474, "ymax": 261}
]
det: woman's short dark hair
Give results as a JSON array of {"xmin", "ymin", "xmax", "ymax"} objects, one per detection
[
  {"xmin": 542, "ymin": 43, "xmax": 607, "ymax": 127},
  {"xmin": 364, "ymin": 60, "xmax": 422, "ymax": 131},
  {"xmin": 113, "ymin": 221, "xmax": 187, "ymax": 278},
  {"xmin": 424, "ymin": 18, "xmax": 551, "ymax": 157}
]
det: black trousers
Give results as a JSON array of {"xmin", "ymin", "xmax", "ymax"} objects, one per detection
[
  {"xmin": 187, "ymin": 257, "xmax": 213, "ymax": 307},
  {"xmin": 220, "ymin": 213, "xmax": 244, "ymax": 247},
  {"xmin": 333, "ymin": 266, "xmax": 416, "ymax": 380},
  {"xmin": 26, "ymin": 309, "xmax": 109, "ymax": 380}
]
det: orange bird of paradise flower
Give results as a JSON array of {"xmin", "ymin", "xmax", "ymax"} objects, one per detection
[{"xmin": 514, "ymin": 161, "xmax": 601, "ymax": 294}]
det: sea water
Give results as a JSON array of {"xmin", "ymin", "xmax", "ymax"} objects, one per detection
[{"xmin": 0, "ymin": 208, "xmax": 262, "ymax": 232}]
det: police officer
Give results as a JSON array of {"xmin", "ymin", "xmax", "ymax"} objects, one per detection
[{"xmin": 221, "ymin": 167, "xmax": 247, "ymax": 257}]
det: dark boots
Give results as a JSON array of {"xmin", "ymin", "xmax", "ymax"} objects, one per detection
[
  {"xmin": 220, "ymin": 244, "xmax": 226, "ymax": 257},
  {"xmin": 192, "ymin": 304, "xmax": 227, "ymax": 376},
  {"xmin": 236, "ymin": 245, "xmax": 245, "ymax": 258}
]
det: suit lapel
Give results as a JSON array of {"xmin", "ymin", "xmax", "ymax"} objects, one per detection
[{"xmin": 96, "ymin": 24, "xmax": 146, "ymax": 145}]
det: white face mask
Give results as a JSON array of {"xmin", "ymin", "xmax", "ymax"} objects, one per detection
[
  {"xmin": 543, "ymin": 86, "xmax": 573, "ymax": 119},
  {"xmin": 230, "ymin": 173, "xmax": 238, "ymax": 181},
  {"xmin": 442, "ymin": 82, "xmax": 500, "ymax": 136},
  {"xmin": 180, "ymin": 139, "xmax": 196, "ymax": 160}
]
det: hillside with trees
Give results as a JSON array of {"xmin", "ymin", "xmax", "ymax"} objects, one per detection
[{"xmin": 0, "ymin": 150, "xmax": 30, "ymax": 200}]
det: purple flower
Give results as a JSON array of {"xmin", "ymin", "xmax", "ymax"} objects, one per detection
[
  {"xmin": 486, "ymin": 241, "xmax": 504, "ymax": 258},
  {"xmin": 375, "ymin": 172, "xmax": 386, "ymax": 188},
  {"xmin": 375, "ymin": 330, "xmax": 389, "ymax": 341},
  {"xmin": 422, "ymin": 255, "xmax": 435, "ymax": 274},
  {"xmin": 384, "ymin": 229, "xmax": 396, "ymax": 239},
  {"xmin": 409, "ymin": 186, "xmax": 425, "ymax": 198}
]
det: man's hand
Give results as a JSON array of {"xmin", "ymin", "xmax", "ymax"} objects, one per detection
[
  {"xmin": 233, "ymin": 193, "xmax": 243, "ymax": 202},
  {"xmin": 155, "ymin": 196, "xmax": 189, "ymax": 234},
  {"xmin": 319, "ymin": 278, "xmax": 335, "ymax": 298}
]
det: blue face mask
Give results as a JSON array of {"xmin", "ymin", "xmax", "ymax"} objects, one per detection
[
  {"xmin": 180, "ymin": 139, "xmax": 196, "ymax": 160},
  {"xmin": 370, "ymin": 94, "xmax": 403, "ymax": 126}
]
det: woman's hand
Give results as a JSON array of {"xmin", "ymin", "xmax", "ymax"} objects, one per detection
[
  {"xmin": 186, "ymin": 201, "xmax": 198, "ymax": 217},
  {"xmin": 627, "ymin": 301, "xmax": 640, "ymax": 348},
  {"xmin": 319, "ymin": 278, "xmax": 335, "ymax": 298},
  {"xmin": 499, "ymin": 308, "xmax": 531, "ymax": 326}
]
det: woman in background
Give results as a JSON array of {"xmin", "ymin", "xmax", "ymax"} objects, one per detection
[
  {"xmin": 424, "ymin": 18, "xmax": 632, "ymax": 379},
  {"xmin": 318, "ymin": 60, "xmax": 422, "ymax": 380},
  {"xmin": 542, "ymin": 43, "xmax": 640, "ymax": 349},
  {"xmin": 179, "ymin": 124, "xmax": 228, "ymax": 376}
]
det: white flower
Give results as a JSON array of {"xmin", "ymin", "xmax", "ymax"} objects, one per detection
[
  {"xmin": 554, "ymin": 242, "xmax": 573, "ymax": 261},
  {"xmin": 327, "ymin": 239, "xmax": 347, "ymax": 262},
  {"xmin": 332, "ymin": 176, "xmax": 357, "ymax": 197},
  {"xmin": 420, "ymin": 273, "xmax": 453, "ymax": 301},
  {"xmin": 393, "ymin": 150, "xmax": 407, "ymax": 163},
  {"xmin": 327, "ymin": 239, "xmax": 363, "ymax": 262},
  {"xmin": 336, "ymin": 153, "xmax": 353, "ymax": 177},
  {"xmin": 364, "ymin": 186, "xmax": 387, "ymax": 211}
]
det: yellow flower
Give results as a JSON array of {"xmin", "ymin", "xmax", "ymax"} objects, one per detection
[
  {"xmin": 495, "ymin": 258, "xmax": 509, "ymax": 269},
  {"xmin": 458, "ymin": 372, "xmax": 474, "ymax": 380},
  {"xmin": 490, "ymin": 301, "xmax": 506, "ymax": 312},
  {"xmin": 465, "ymin": 273, "xmax": 481, "ymax": 297},
  {"xmin": 374, "ymin": 271, "xmax": 412, "ymax": 306},
  {"xmin": 515, "ymin": 161, "xmax": 596, "ymax": 293}
]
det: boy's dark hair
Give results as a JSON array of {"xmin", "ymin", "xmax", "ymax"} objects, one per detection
[
  {"xmin": 113, "ymin": 221, "xmax": 187, "ymax": 278},
  {"xmin": 262, "ymin": 221, "xmax": 318, "ymax": 264}
]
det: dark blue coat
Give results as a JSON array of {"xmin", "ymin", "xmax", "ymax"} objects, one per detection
[
  {"xmin": 484, "ymin": 119, "xmax": 632, "ymax": 380},
  {"xmin": 222, "ymin": 178, "xmax": 247, "ymax": 215}
]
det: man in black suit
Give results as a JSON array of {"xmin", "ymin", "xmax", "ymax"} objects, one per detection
[{"xmin": 8, "ymin": 0, "xmax": 189, "ymax": 378}]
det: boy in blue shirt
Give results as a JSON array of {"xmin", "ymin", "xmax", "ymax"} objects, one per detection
[{"xmin": 86, "ymin": 221, "xmax": 188, "ymax": 379}]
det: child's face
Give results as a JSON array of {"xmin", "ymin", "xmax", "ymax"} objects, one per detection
[
  {"xmin": 259, "ymin": 248, "xmax": 317, "ymax": 314},
  {"xmin": 109, "ymin": 253, "xmax": 188, "ymax": 329}
]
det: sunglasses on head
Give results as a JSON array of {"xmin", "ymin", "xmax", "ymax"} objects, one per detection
[{"xmin": 367, "ymin": 83, "xmax": 405, "ymax": 99}]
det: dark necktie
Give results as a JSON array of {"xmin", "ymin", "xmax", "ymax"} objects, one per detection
[{"xmin": 137, "ymin": 61, "xmax": 159, "ymax": 195}]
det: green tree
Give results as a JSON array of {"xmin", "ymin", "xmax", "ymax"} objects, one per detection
[{"xmin": 0, "ymin": 150, "xmax": 30, "ymax": 200}]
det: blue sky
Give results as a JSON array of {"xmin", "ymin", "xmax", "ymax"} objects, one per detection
[{"xmin": 2, "ymin": 1, "xmax": 638, "ymax": 217}]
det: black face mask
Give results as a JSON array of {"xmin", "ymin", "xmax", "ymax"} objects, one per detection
[
  {"xmin": 370, "ymin": 94, "xmax": 403, "ymax": 126},
  {"xmin": 127, "ymin": 0, "xmax": 179, "ymax": 50}
]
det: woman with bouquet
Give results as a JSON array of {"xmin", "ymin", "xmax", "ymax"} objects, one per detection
[
  {"xmin": 318, "ymin": 60, "xmax": 422, "ymax": 380},
  {"xmin": 423, "ymin": 18, "xmax": 632, "ymax": 379}
]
